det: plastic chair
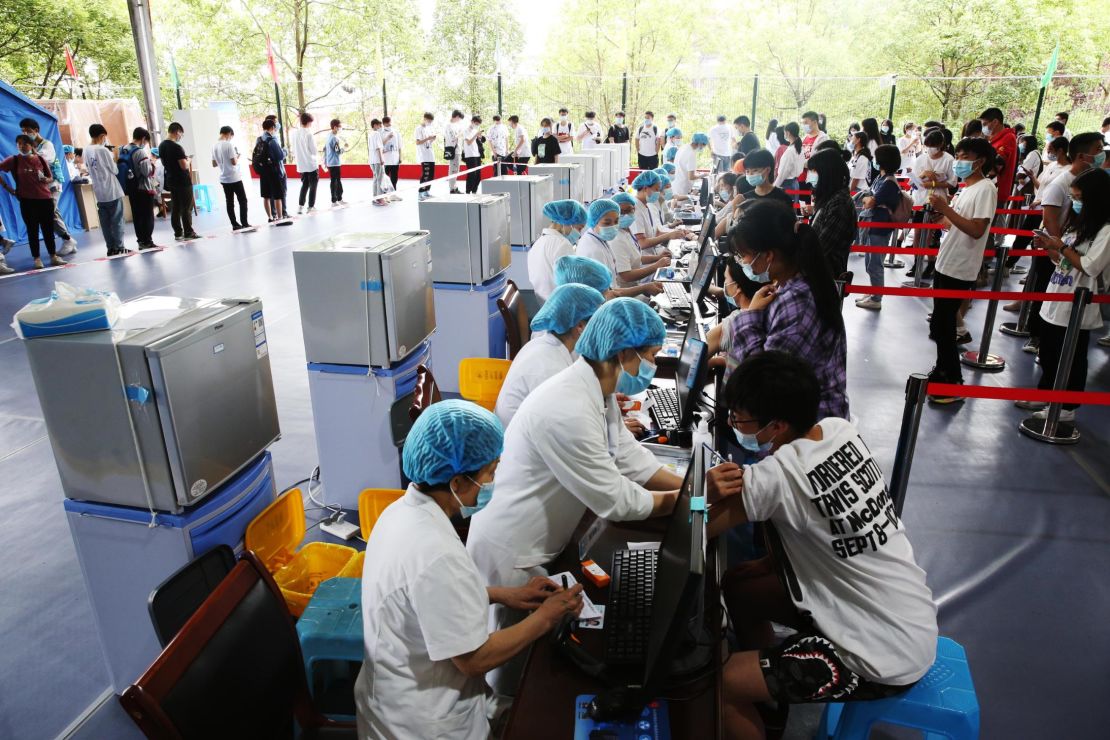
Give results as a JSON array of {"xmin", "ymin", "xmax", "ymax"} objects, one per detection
[
  {"xmin": 458, "ymin": 358, "xmax": 513, "ymax": 411},
  {"xmin": 297, "ymin": 577, "xmax": 363, "ymax": 720},
  {"xmin": 408, "ymin": 364, "xmax": 441, "ymax": 422},
  {"xmin": 816, "ymin": 637, "xmax": 979, "ymax": 740},
  {"xmin": 359, "ymin": 488, "xmax": 404, "ymax": 540},
  {"xmin": 497, "ymin": 279, "xmax": 530, "ymax": 360},
  {"xmin": 193, "ymin": 184, "xmax": 213, "ymax": 213},
  {"xmin": 148, "ymin": 544, "xmax": 236, "ymax": 647}
]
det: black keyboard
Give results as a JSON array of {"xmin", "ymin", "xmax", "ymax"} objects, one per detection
[
  {"xmin": 663, "ymin": 282, "xmax": 691, "ymax": 310},
  {"xmin": 603, "ymin": 548, "xmax": 658, "ymax": 665},
  {"xmin": 648, "ymin": 387, "xmax": 680, "ymax": 429}
]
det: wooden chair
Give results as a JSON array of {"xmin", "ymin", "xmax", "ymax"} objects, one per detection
[
  {"xmin": 147, "ymin": 545, "xmax": 236, "ymax": 648},
  {"xmin": 497, "ymin": 279, "xmax": 530, "ymax": 360},
  {"xmin": 408, "ymin": 364, "xmax": 441, "ymax": 422},
  {"xmin": 119, "ymin": 551, "xmax": 356, "ymax": 739}
]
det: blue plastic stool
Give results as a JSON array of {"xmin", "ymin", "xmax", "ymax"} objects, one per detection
[
  {"xmin": 193, "ymin": 184, "xmax": 212, "ymax": 213},
  {"xmin": 816, "ymin": 637, "xmax": 979, "ymax": 740},
  {"xmin": 297, "ymin": 577, "xmax": 363, "ymax": 720}
]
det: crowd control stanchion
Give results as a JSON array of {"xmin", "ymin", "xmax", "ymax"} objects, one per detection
[
  {"xmin": 1019, "ymin": 288, "xmax": 1091, "ymax": 445},
  {"xmin": 1000, "ymin": 262, "xmax": 1036, "ymax": 337},
  {"xmin": 889, "ymin": 373, "xmax": 929, "ymax": 517},
  {"xmin": 901, "ymin": 205, "xmax": 930, "ymax": 288},
  {"xmin": 960, "ymin": 245, "xmax": 1009, "ymax": 372}
]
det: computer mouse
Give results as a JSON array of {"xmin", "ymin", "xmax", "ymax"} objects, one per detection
[{"xmin": 585, "ymin": 686, "xmax": 649, "ymax": 721}]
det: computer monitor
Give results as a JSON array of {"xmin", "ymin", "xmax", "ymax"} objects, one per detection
[
  {"xmin": 690, "ymin": 253, "xmax": 718, "ymax": 306},
  {"xmin": 698, "ymin": 177, "xmax": 710, "ymax": 210},
  {"xmin": 674, "ymin": 335, "xmax": 709, "ymax": 429},
  {"xmin": 641, "ymin": 462, "xmax": 708, "ymax": 688}
]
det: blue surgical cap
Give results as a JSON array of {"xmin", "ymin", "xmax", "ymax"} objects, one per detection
[
  {"xmin": 543, "ymin": 199, "xmax": 587, "ymax": 226},
  {"xmin": 658, "ymin": 174, "xmax": 672, "ymax": 188},
  {"xmin": 662, "ymin": 163, "xmax": 676, "ymax": 175},
  {"xmin": 692, "ymin": 132, "xmax": 709, "ymax": 146},
  {"xmin": 555, "ymin": 254, "xmax": 612, "ymax": 292},
  {"xmin": 575, "ymin": 298, "xmax": 667, "ymax": 361},
  {"xmin": 612, "ymin": 192, "xmax": 636, "ymax": 208},
  {"xmin": 402, "ymin": 399, "xmax": 504, "ymax": 486},
  {"xmin": 664, "ymin": 149, "xmax": 677, "ymax": 163},
  {"xmin": 652, "ymin": 167, "xmax": 667, "ymax": 176},
  {"xmin": 631, "ymin": 170, "xmax": 661, "ymax": 190},
  {"xmin": 666, "ymin": 128, "xmax": 683, "ymax": 140},
  {"xmin": 150, "ymin": 147, "xmax": 160, "ymax": 157},
  {"xmin": 586, "ymin": 198, "xmax": 619, "ymax": 228},
  {"xmin": 530, "ymin": 283, "xmax": 605, "ymax": 335},
  {"xmin": 62, "ymin": 145, "xmax": 75, "ymax": 154}
]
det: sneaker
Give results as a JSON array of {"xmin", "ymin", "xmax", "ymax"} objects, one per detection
[
  {"xmin": 0, "ymin": 263, "xmax": 14, "ymax": 275},
  {"xmin": 174, "ymin": 235, "xmax": 185, "ymax": 242},
  {"xmin": 928, "ymin": 392, "xmax": 965, "ymax": 405},
  {"xmin": 33, "ymin": 258, "xmax": 44, "ymax": 269},
  {"xmin": 1011, "ymin": 265, "xmax": 1027, "ymax": 275},
  {"xmin": 1014, "ymin": 399, "xmax": 1047, "ymax": 411},
  {"xmin": 241, "ymin": 223, "xmax": 253, "ymax": 230},
  {"xmin": 955, "ymin": 330, "xmax": 972, "ymax": 344},
  {"xmin": 1022, "ymin": 338, "xmax": 1040, "ymax": 354},
  {"xmin": 1098, "ymin": 335, "xmax": 1110, "ymax": 348},
  {"xmin": 183, "ymin": 232, "xmax": 202, "ymax": 241},
  {"xmin": 855, "ymin": 298, "xmax": 882, "ymax": 310},
  {"xmin": 1002, "ymin": 301, "xmax": 1020, "ymax": 313},
  {"xmin": 297, "ymin": 206, "xmax": 304, "ymax": 214},
  {"xmin": 0, "ymin": 237, "xmax": 13, "ymax": 255},
  {"xmin": 307, "ymin": 207, "xmax": 316, "ymax": 213},
  {"xmin": 372, "ymin": 199, "xmax": 388, "ymax": 207},
  {"xmin": 388, "ymin": 193, "xmax": 402, "ymax": 202},
  {"xmin": 50, "ymin": 255, "xmax": 67, "ymax": 266},
  {"xmin": 1032, "ymin": 407, "xmax": 1075, "ymax": 423},
  {"xmin": 57, "ymin": 238, "xmax": 78, "ymax": 256},
  {"xmin": 338, "ymin": 200, "xmax": 349, "ymax": 206}
]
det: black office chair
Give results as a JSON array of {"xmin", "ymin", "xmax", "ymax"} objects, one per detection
[
  {"xmin": 408, "ymin": 364, "xmax": 442, "ymax": 422},
  {"xmin": 148, "ymin": 545, "xmax": 237, "ymax": 648},
  {"xmin": 497, "ymin": 280, "xmax": 530, "ymax": 360},
  {"xmin": 121, "ymin": 551, "xmax": 356, "ymax": 739}
]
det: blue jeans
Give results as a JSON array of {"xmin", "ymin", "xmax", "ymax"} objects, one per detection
[
  {"xmin": 97, "ymin": 198, "xmax": 125, "ymax": 252},
  {"xmin": 860, "ymin": 221, "xmax": 891, "ymax": 301}
]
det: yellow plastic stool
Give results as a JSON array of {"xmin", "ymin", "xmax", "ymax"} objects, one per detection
[
  {"xmin": 458, "ymin": 358, "xmax": 513, "ymax": 411},
  {"xmin": 358, "ymin": 488, "xmax": 405, "ymax": 540}
]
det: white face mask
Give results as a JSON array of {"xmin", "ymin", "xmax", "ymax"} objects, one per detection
[{"xmin": 927, "ymin": 147, "xmax": 940, "ymax": 156}]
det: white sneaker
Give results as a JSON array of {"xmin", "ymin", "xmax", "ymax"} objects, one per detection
[
  {"xmin": 1098, "ymin": 335, "xmax": 1110, "ymax": 348},
  {"xmin": 855, "ymin": 298, "xmax": 882, "ymax": 310},
  {"xmin": 1014, "ymin": 399, "xmax": 1046, "ymax": 411},
  {"xmin": 388, "ymin": 193, "xmax": 402, "ymax": 202},
  {"xmin": 338, "ymin": 200, "xmax": 349, "ymax": 206},
  {"xmin": 0, "ymin": 237, "xmax": 13, "ymax": 255},
  {"xmin": 57, "ymin": 238, "xmax": 78, "ymax": 256},
  {"xmin": 0, "ymin": 262, "xmax": 14, "ymax": 275},
  {"xmin": 297, "ymin": 206, "xmax": 304, "ymax": 214},
  {"xmin": 1032, "ymin": 407, "xmax": 1075, "ymax": 423},
  {"xmin": 307, "ymin": 206, "xmax": 316, "ymax": 213}
]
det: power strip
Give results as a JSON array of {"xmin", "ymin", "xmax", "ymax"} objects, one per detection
[{"xmin": 321, "ymin": 518, "xmax": 361, "ymax": 541}]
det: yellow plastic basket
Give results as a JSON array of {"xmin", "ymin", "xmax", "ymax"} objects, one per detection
[
  {"xmin": 359, "ymin": 488, "xmax": 404, "ymax": 540},
  {"xmin": 458, "ymin": 358, "xmax": 513, "ymax": 411},
  {"xmin": 337, "ymin": 550, "xmax": 365, "ymax": 579},
  {"xmin": 245, "ymin": 488, "xmax": 355, "ymax": 616}
]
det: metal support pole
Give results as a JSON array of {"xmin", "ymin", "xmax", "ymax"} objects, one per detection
[
  {"xmin": 621, "ymin": 72, "xmax": 628, "ymax": 113},
  {"xmin": 1020, "ymin": 288, "xmax": 1090, "ymax": 444},
  {"xmin": 901, "ymin": 205, "xmax": 931, "ymax": 287},
  {"xmin": 751, "ymin": 74, "xmax": 759, "ymax": 133},
  {"xmin": 1000, "ymin": 262, "xmax": 1036, "ymax": 337},
  {"xmin": 382, "ymin": 78, "xmax": 388, "ymax": 118},
  {"xmin": 174, "ymin": 86, "xmax": 183, "ymax": 112},
  {"xmin": 1030, "ymin": 86, "xmax": 1047, "ymax": 140},
  {"xmin": 887, "ymin": 82, "xmax": 897, "ymax": 122},
  {"xmin": 273, "ymin": 82, "xmax": 286, "ymax": 150},
  {"xmin": 961, "ymin": 245, "xmax": 1009, "ymax": 371},
  {"xmin": 497, "ymin": 72, "xmax": 503, "ymax": 117},
  {"xmin": 889, "ymin": 374, "xmax": 929, "ymax": 517},
  {"xmin": 125, "ymin": 0, "xmax": 165, "ymax": 143}
]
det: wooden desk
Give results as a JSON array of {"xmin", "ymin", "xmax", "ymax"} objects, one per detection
[
  {"xmin": 503, "ymin": 513, "xmax": 724, "ymax": 739},
  {"xmin": 74, "ymin": 183, "xmax": 99, "ymax": 231}
]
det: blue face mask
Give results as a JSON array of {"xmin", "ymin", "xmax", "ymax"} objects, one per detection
[
  {"xmin": 724, "ymin": 286, "xmax": 738, "ymax": 309},
  {"xmin": 566, "ymin": 228, "xmax": 581, "ymax": 245},
  {"xmin": 616, "ymin": 355, "xmax": 657, "ymax": 396},
  {"xmin": 452, "ymin": 477, "xmax": 494, "ymax": 518},
  {"xmin": 663, "ymin": 188, "xmax": 673, "ymax": 199},
  {"xmin": 808, "ymin": 171, "xmax": 819, "ymax": 187},
  {"xmin": 1045, "ymin": 134, "xmax": 1054, "ymax": 143},
  {"xmin": 1072, "ymin": 200, "xmax": 1083, "ymax": 214},
  {"xmin": 741, "ymin": 254, "xmax": 771, "ymax": 283},
  {"xmin": 618, "ymin": 214, "xmax": 635, "ymax": 229},
  {"xmin": 953, "ymin": 160, "xmax": 975, "ymax": 180},
  {"xmin": 651, "ymin": 192, "xmax": 662, "ymax": 203},
  {"xmin": 644, "ymin": 119, "xmax": 652, "ymax": 127},
  {"xmin": 733, "ymin": 423, "xmax": 776, "ymax": 454},
  {"xmin": 597, "ymin": 225, "xmax": 619, "ymax": 242},
  {"xmin": 718, "ymin": 190, "xmax": 731, "ymax": 200},
  {"xmin": 871, "ymin": 159, "xmax": 881, "ymax": 171},
  {"xmin": 1018, "ymin": 144, "xmax": 1026, "ymax": 154},
  {"xmin": 1093, "ymin": 152, "xmax": 1107, "ymax": 168},
  {"xmin": 746, "ymin": 173, "xmax": 765, "ymax": 187}
]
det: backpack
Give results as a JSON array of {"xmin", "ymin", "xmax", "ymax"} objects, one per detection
[
  {"xmin": 39, "ymin": 144, "xmax": 64, "ymax": 183},
  {"xmin": 117, "ymin": 144, "xmax": 139, "ymax": 195},
  {"xmin": 252, "ymin": 136, "xmax": 274, "ymax": 174},
  {"xmin": 892, "ymin": 188, "xmax": 914, "ymax": 223}
]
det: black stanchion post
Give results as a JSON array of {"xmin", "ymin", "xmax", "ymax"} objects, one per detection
[
  {"xmin": 1019, "ymin": 288, "xmax": 1090, "ymax": 445},
  {"xmin": 887, "ymin": 80, "xmax": 897, "ymax": 122},
  {"xmin": 751, "ymin": 74, "xmax": 759, "ymax": 132},
  {"xmin": 1000, "ymin": 263, "xmax": 1036, "ymax": 337},
  {"xmin": 901, "ymin": 205, "xmax": 931, "ymax": 288},
  {"xmin": 889, "ymin": 374, "xmax": 929, "ymax": 517},
  {"xmin": 497, "ymin": 72, "xmax": 503, "ymax": 117},
  {"xmin": 961, "ymin": 245, "xmax": 1009, "ymax": 371},
  {"xmin": 621, "ymin": 72, "xmax": 628, "ymax": 113}
]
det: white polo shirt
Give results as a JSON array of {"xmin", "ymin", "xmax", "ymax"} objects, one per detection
[
  {"xmin": 579, "ymin": 120, "xmax": 602, "ymax": 150},
  {"xmin": 709, "ymin": 124, "xmax": 732, "ymax": 157},
  {"xmin": 415, "ymin": 124, "xmax": 436, "ymax": 164}
]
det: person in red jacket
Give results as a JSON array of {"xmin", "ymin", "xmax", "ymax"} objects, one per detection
[{"xmin": 980, "ymin": 107, "xmax": 1018, "ymax": 205}]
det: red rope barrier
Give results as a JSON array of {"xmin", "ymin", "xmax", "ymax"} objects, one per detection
[
  {"xmin": 926, "ymin": 383, "xmax": 1110, "ymax": 406},
  {"xmin": 848, "ymin": 244, "xmax": 1050, "ymax": 258}
]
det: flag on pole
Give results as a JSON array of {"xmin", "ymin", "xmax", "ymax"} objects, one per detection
[
  {"xmin": 64, "ymin": 44, "xmax": 79, "ymax": 79},
  {"xmin": 170, "ymin": 54, "xmax": 182, "ymax": 89},
  {"xmin": 374, "ymin": 32, "xmax": 384, "ymax": 83},
  {"xmin": 266, "ymin": 34, "xmax": 280, "ymax": 83},
  {"xmin": 1040, "ymin": 41, "xmax": 1059, "ymax": 89}
]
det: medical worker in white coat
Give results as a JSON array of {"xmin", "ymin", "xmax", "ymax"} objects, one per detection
[
  {"xmin": 495, "ymin": 283, "xmax": 605, "ymax": 428},
  {"xmin": 577, "ymin": 199, "xmax": 663, "ymax": 300},
  {"xmin": 356, "ymin": 400, "xmax": 583, "ymax": 739},
  {"xmin": 554, "ymin": 253, "xmax": 613, "ymax": 294},
  {"xmin": 467, "ymin": 299, "xmax": 686, "ymax": 694},
  {"xmin": 527, "ymin": 199, "xmax": 587, "ymax": 304},
  {"xmin": 672, "ymin": 132, "xmax": 709, "ymax": 197}
]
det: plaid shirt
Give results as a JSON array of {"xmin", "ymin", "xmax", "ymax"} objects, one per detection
[
  {"xmin": 725, "ymin": 276, "xmax": 850, "ymax": 420},
  {"xmin": 811, "ymin": 188, "xmax": 857, "ymax": 277}
]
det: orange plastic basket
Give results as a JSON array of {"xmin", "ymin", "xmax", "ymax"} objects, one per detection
[
  {"xmin": 358, "ymin": 488, "xmax": 404, "ymax": 540},
  {"xmin": 458, "ymin": 358, "xmax": 513, "ymax": 411}
]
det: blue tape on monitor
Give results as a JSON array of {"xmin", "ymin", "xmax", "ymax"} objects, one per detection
[
  {"xmin": 689, "ymin": 495, "xmax": 706, "ymax": 524},
  {"xmin": 126, "ymin": 385, "xmax": 151, "ymax": 405},
  {"xmin": 573, "ymin": 695, "xmax": 671, "ymax": 739},
  {"xmin": 359, "ymin": 280, "xmax": 383, "ymax": 292}
]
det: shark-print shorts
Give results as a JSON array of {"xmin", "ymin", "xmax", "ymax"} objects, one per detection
[{"xmin": 759, "ymin": 633, "xmax": 915, "ymax": 704}]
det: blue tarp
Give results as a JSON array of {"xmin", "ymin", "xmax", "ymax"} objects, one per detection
[{"xmin": 0, "ymin": 79, "xmax": 83, "ymax": 245}]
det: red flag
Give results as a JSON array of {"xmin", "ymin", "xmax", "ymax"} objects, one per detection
[
  {"xmin": 265, "ymin": 35, "xmax": 279, "ymax": 84},
  {"xmin": 64, "ymin": 44, "xmax": 79, "ymax": 79}
]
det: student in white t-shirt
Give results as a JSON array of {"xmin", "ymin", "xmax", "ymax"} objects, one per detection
[
  {"xmin": 415, "ymin": 113, "xmax": 437, "ymax": 199},
  {"xmin": 445, "ymin": 110, "xmax": 464, "ymax": 194},
  {"xmin": 379, "ymin": 116, "xmax": 401, "ymax": 198},
  {"xmin": 847, "ymin": 131, "xmax": 873, "ymax": 192},
  {"xmin": 210, "ymin": 125, "xmax": 250, "ymax": 231},
  {"xmin": 909, "ymin": 128, "xmax": 956, "ymax": 206},
  {"xmin": 488, "ymin": 114, "xmax": 509, "ymax": 174},
  {"xmin": 709, "ymin": 115, "xmax": 733, "ymax": 172},
  {"xmin": 554, "ymin": 107, "xmax": 575, "ymax": 155},
  {"xmin": 711, "ymin": 351, "xmax": 937, "ymax": 736},
  {"xmin": 925, "ymin": 137, "xmax": 998, "ymax": 402},
  {"xmin": 369, "ymin": 118, "xmax": 387, "ymax": 204},
  {"xmin": 636, "ymin": 112, "xmax": 661, "ymax": 170},
  {"xmin": 896, "ymin": 122, "xmax": 920, "ymax": 172},
  {"xmin": 290, "ymin": 112, "xmax": 320, "ymax": 213},
  {"xmin": 576, "ymin": 111, "xmax": 603, "ymax": 150},
  {"xmin": 508, "ymin": 115, "xmax": 529, "ymax": 175}
]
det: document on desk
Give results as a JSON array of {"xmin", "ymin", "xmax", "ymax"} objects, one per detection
[
  {"xmin": 548, "ymin": 571, "xmax": 603, "ymax": 622},
  {"xmin": 627, "ymin": 541, "xmax": 661, "ymax": 550}
]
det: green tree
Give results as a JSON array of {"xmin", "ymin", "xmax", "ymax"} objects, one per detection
[{"xmin": 430, "ymin": 0, "xmax": 523, "ymax": 114}]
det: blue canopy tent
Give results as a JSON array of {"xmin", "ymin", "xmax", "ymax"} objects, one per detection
[{"xmin": 0, "ymin": 79, "xmax": 83, "ymax": 245}]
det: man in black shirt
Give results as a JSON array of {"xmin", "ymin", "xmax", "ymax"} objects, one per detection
[
  {"xmin": 532, "ymin": 118, "xmax": 560, "ymax": 164},
  {"xmin": 159, "ymin": 122, "xmax": 201, "ymax": 241},
  {"xmin": 734, "ymin": 116, "xmax": 761, "ymax": 155},
  {"xmin": 606, "ymin": 111, "xmax": 629, "ymax": 144}
]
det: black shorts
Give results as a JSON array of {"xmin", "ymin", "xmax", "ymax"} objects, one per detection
[
  {"xmin": 259, "ymin": 170, "xmax": 286, "ymax": 200},
  {"xmin": 759, "ymin": 633, "xmax": 915, "ymax": 704}
]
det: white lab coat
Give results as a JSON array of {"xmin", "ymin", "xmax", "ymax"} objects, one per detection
[
  {"xmin": 494, "ymin": 333, "xmax": 573, "ymax": 428},
  {"xmin": 527, "ymin": 228, "xmax": 575, "ymax": 303},
  {"xmin": 356, "ymin": 485, "xmax": 495, "ymax": 739},
  {"xmin": 576, "ymin": 230, "xmax": 619, "ymax": 278},
  {"xmin": 467, "ymin": 358, "xmax": 661, "ymax": 694},
  {"xmin": 672, "ymin": 143, "xmax": 698, "ymax": 196}
]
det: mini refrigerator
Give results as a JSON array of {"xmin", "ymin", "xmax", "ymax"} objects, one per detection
[
  {"xmin": 24, "ymin": 296, "xmax": 281, "ymax": 513},
  {"xmin": 64, "ymin": 452, "xmax": 276, "ymax": 692},
  {"xmin": 527, "ymin": 163, "xmax": 586, "ymax": 203},
  {"xmin": 480, "ymin": 175, "xmax": 554, "ymax": 247},
  {"xmin": 558, "ymin": 153, "xmax": 603, "ymax": 201},
  {"xmin": 294, "ymin": 232, "xmax": 436, "ymax": 367},
  {"xmin": 418, "ymin": 194, "xmax": 511, "ymax": 284}
]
